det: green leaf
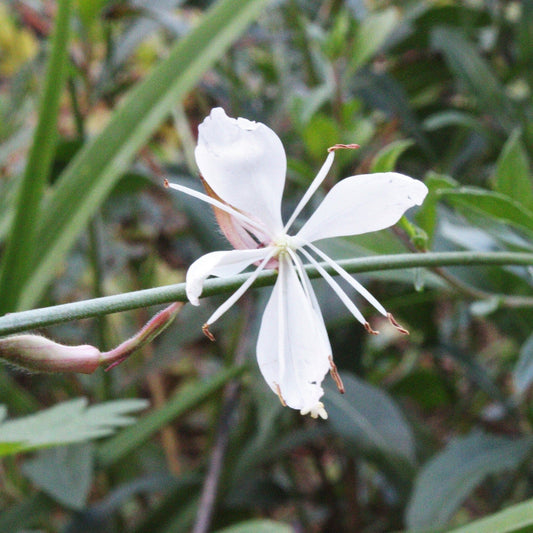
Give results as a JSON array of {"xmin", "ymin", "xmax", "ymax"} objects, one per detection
[
  {"xmin": 430, "ymin": 27, "xmax": 515, "ymax": 131},
  {"xmin": 0, "ymin": 0, "xmax": 72, "ymax": 313},
  {"xmin": 97, "ymin": 364, "xmax": 246, "ymax": 467},
  {"xmin": 14, "ymin": 0, "xmax": 269, "ymax": 311},
  {"xmin": 325, "ymin": 372, "xmax": 415, "ymax": 464},
  {"xmin": 0, "ymin": 398, "xmax": 148, "ymax": 456},
  {"xmin": 406, "ymin": 431, "xmax": 533, "ymax": 529},
  {"xmin": 214, "ymin": 520, "xmax": 294, "ymax": 533},
  {"xmin": 439, "ymin": 187, "xmax": 533, "ymax": 237},
  {"xmin": 349, "ymin": 8, "xmax": 399, "ymax": 72},
  {"xmin": 449, "ymin": 497, "xmax": 533, "ymax": 533},
  {"xmin": 22, "ymin": 443, "xmax": 94, "ymax": 510},
  {"xmin": 493, "ymin": 129, "xmax": 533, "ymax": 211},
  {"xmin": 513, "ymin": 332, "xmax": 533, "ymax": 395},
  {"xmin": 370, "ymin": 139, "xmax": 414, "ymax": 173}
]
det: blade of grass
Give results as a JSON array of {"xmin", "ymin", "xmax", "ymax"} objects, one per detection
[
  {"xmin": 0, "ymin": 0, "xmax": 72, "ymax": 313},
  {"xmin": 15, "ymin": 0, "xmax": 269, "ymax": 312},
  {"xmin": 96, "ymin": 364, "xmax": 246, "ymax": 467}
]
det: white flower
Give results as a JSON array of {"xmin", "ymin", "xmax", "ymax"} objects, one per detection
[{"xmin": 166, "ymin": 108, "xmax": 428, "ymax": 419}]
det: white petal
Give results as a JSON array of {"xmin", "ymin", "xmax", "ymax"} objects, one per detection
[
  {"xmin": 296, "ymin": 173, "xmax": 428, "ymax": 243},
  {"xmin": 186, "ymin": 248, "xmax": 270, "ymax": 305},
  {"xmin": 195, "ymin": 108, "xmax": 286, "ymax": 235},
  {"xmin": 256, "ymin": 254, "xmax": 330, "ymax": 413}
]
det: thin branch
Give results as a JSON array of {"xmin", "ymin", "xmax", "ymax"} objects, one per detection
[
  {"xmin": 191, "ymin": 299, "xmax": 251, "ymax": 533},
  {"xmin": 1, "ymin": 251, "xmax": 533, "ymax": 336}
]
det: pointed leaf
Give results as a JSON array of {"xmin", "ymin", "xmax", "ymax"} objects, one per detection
[
  {"xmin": 493, "ymin": 129, "xmax": 533, "ymax": 211},
  {"xmin": 0, "ymin": 0, "xmax": 72, "ymax": 313},
  {"xmin": 349, "ymin": 8, "xmax": 399, "ymax": 72},
  {"xmin": 370, "ymin": 139, "xmax": 414, "ymax": 173},
  {"xmin": 440, "ymin": 188, "xmax": 533, "ymax": 236},
  {"xmin": 450, "ymin": 496, "xmax": 533, "ymax": 533},
  {"xmin": 15, "ymin": 0, "xmax": 269, "ymax": 311},
  {"xmin": 22, "ymin": 443, "xmax": 94, "ymax": 510},
  {"xmin": 0, "ymin": 398, "xmax": 148, "ymax": 455},
  {"xmin": 325, "ymin": 372, "xmax": 415, "ymax": 464},
  {"xmin": 431, "ymin": 27, "xmax": 515, "ymax": 131},
  {"xmin": 513, "ymin": 332, "xmax": 533, "ymax": 395},
  {"xmin": 214, "ymin": 520, "xmax": 293, "ymax": 533},
  {"xmin": 406, "ymin": 431, "xmax": 533, "ymax": 529}
]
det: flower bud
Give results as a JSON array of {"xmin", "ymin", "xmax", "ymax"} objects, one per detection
[{"xmin": 0, "ymin": 335, "xmax": 101, "ymax": 374}]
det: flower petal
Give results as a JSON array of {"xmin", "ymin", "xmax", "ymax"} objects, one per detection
[
  {"xmin": 296, "ymin": 173, "xmax": 428, "ymax": 243},
  {"xmin": 256, "ymin": 254, "xmax": 330, "ymax": 414},
  {"xmin": 186, "ymin": 248, "xmax": 270, "ymax": 305},
  {"xmin": 195, "ymin": 108, "xmax": 286, "ymax": 235}
]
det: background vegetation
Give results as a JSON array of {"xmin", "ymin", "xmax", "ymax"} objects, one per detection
[{"xmin": 2, "ymin": 0, "xmax": 533, "ymax": 531}]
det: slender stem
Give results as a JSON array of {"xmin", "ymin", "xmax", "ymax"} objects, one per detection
[
  {"xmin": 1, "ymin": 251, "xmax": 533, "ymax": 336},
  {"xmin": 191, "ymin": 300, "xmax": 251, "ymax": 533}
]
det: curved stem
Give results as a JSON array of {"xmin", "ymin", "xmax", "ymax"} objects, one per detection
[{"xmin": 1, "ymin": 251, "xmax": 533, "ymax": 336}]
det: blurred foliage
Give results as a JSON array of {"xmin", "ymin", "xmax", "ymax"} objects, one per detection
[{"xmin": 2, "ymin": 0, "xmax": 533, "ymax": 531}]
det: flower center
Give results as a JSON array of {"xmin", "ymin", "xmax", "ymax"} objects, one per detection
[{"xmin": 272, "ymin": 234, "xmax": 298, "ymax": 258}]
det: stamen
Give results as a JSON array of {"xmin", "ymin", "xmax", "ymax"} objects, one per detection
[
  {"xmin": 287, "ymin": 249, "xmax": 332, "ymax": 356},
  {"xmin": 298, "ymin": 248, "xmax": 367, "ymax": 325},
  {"xmin": 165, "ymin": 180, "xmax": 270, "ymax": 238},
  {"xmin": 364, "ymin": 322, "xmax": 380, "ymax": 335},
  {"xmin": 388, "ymin": 313, "xmax": 409, "ymax": 335},
  {"xmin": 305, "ymin": 242, "xmax": 387, "ymax": 316},
  {"xmin": 202, "ymin": 323, "xmax": 215, "ymax": 341},
  {"xmin": 283, "ymin": 150, "xmax": 336, "ymax": 233},
  {"xmin": 327, "ymin": 143, "xmax": 360, "ymax": 152},
  {"xmin": 204, "ymin": 248, "xmax": 276, "ymax": 327},
  {"xmin": 277, "ymin": 255, "xmax": 287, "ymax": 384},
  {"xmin": 328, "ymin": 356, "xmax": 345, "ymax": 393},
  {"xmin": 274, "ymin": 383, "xmax": 287, "ymax": 406}
]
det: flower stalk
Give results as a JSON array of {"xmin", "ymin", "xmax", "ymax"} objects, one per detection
[
  {"xmin": 0, "ymin": 252, "xmax": 532, "ymax": 338},
  {"xmin": 0, "ymin": 302, "xmax": 183, "ymax": 374}
]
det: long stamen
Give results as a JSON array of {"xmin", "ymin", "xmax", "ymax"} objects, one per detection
[
  {"xmin": 165, "ymin": 179, "xmax": 270, "ymax": 238},
  {"xmin": 277, "ymin": 254, "xmax": 287, "ymax": 385},
  {"xmin": 283, "ymin": 152, "xmax": 334, "ymax": 234},
  {"xmin": 283, "ymin": 144, "xmax": 359, "ymax": 234},
  {"xmin": 287, "ymin": 249, "xmax": 332, "ymax": 349},
  {"xmin": 304, "ymin": 241, "xmax": 387, "ymax": 316},
  {"xmin": 298, "ymin": 247, "xmax": 369, "ymax": 327},
  {"xmin": 203, "ymin": 247, "xmax": 277, "ymax": 335}
]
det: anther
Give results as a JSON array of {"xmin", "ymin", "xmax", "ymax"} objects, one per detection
[
  {"xmin": 388, "ymin": 313, "xmax": 409, "ymax": 335},
  {"xmin": 328, "ymin": 143, "xmax": 360, "ymax": 153},
  {"xmin": 328, "ymin": 356, "xmax": 345, "ymax": 393},
  {"xmin": 202, "ymin": 323, "xmax": 216, "ymax": 341},
  {"xmin": 364, "ymin": 322, "xmax": 380, "ymax": 335},
  {"xmin": 274, "ymin": 383, "xmax": 287, "ymax": 406}
]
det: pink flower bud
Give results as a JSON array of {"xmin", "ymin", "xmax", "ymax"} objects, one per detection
[{"xmin": 0, "ymin": 335, "xmax": 101, "ymax": 374}]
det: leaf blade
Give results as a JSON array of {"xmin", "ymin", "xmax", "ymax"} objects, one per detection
[{"xmin": 17, "ymin": 0, "xmax": 269, "ymax": 310}]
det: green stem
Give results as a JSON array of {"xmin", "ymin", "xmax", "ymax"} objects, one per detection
[{"xmin": 1, "ymin": 251, "xmax": 533, "ymax": 336}]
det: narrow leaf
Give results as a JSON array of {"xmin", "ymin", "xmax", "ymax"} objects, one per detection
[
  {"xmin": 513, "ymin": 332, "xmax": 533, "ymax": 395},
  {"xmin": 349, "ymin": 8, "xmax": 398, "ymax": 72},
  {"xmin": 406, "ymin": 431, "xmax": 533, "ymax": 529},
  {"xmin": 493, "ymin": 129, "xmax": 533, "ymax": 211},
  {"xmin": 16, "ymin": 0, "xmax": 269, "ymax": 311},
  {"xmin": 0, "ymin": 0, "xmax": 72, "ymax": 313},
  {"xmin": 214, "ymin": 520, "xmax": 294, "ymax": 533},
  {"xmin": 440, "ymin": 188, "xmax": 533, "ymax": 237},
  {"xmin": 450, "ymin": 496, "xmax": 533, "ymax": 533},
  {"xmin": 431, "ymin": 27, "xmax": 515, "ymax": 131},
  {"xmin": 325, "ymin": 372, "xmax": 415, "ymax": 464},
  {"xmin": 370, "ymin": 139, "xmax": 414, "ymax": 173},
  {"xmin": 0, "ymin": 398, "xmax": 148, "ymax": 456},
  {"xmin": 96, "ymin": 365, "xmax": 245, "ymax": 467},
  {"xmin": 22, "ymin": 443, "xmax": 94, "ymax": 510}
]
